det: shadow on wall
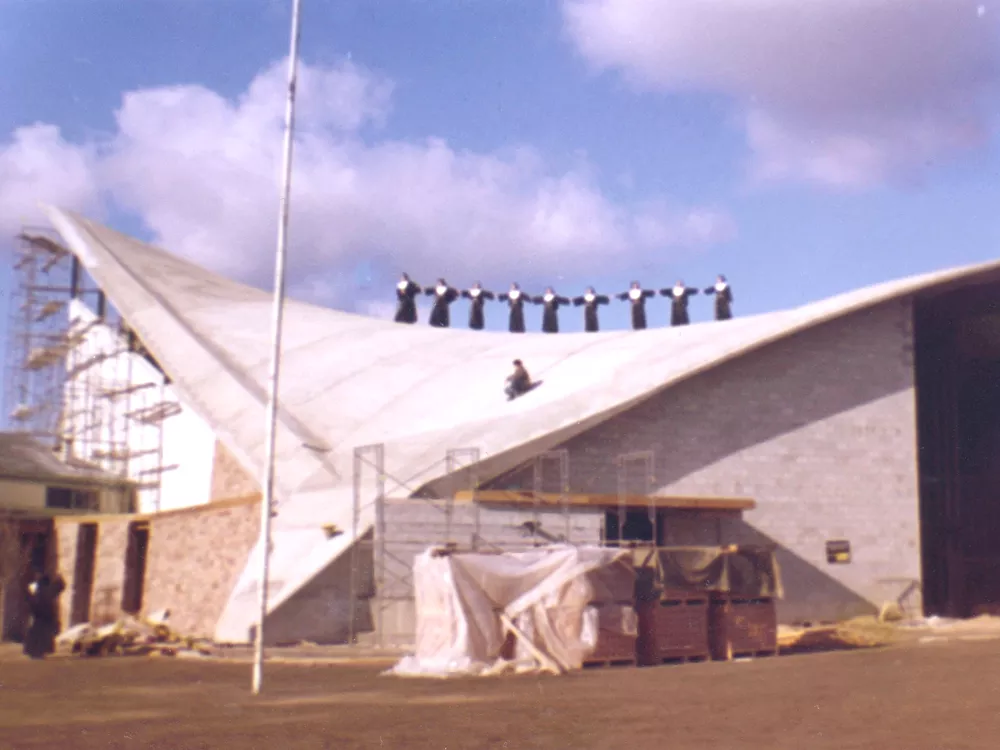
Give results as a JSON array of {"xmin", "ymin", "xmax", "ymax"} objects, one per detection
[
  {"xmin": 257, "ymin": 530, "xmax": 375, "ymax": 646},
  {"xmin": 726, "ymin": 520, "xmax": 879, "ymax": 625}
]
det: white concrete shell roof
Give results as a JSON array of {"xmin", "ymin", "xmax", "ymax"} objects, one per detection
[{"xmin": 44, "ymin": 206, "xmax": 1000, "ymax": 641}]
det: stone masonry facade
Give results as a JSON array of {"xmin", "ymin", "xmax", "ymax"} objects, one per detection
[
  {"xmin": 210, "ymin": 440, "xmax": 260, "ymax": 501},
  {"xmin": 486, "ymin": 299, "xmax": 922, "ymax": 624},
  {"xmin": 55, "ymin": 497, "xmax": 260, "ymax": 638}
]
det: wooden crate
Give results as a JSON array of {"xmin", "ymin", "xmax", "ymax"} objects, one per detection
[
  {"xmin": 636, "ymin": 590, "xmax": 710, "ymax": 665},
  {"xmin": 708, "ymin": 595, "xmax": 778, "ymax": 661},
  {"xmin": 583, "ymin": 602, "xmax": 638, "ymax": 667}
]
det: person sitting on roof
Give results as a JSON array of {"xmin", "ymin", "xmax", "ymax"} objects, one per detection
[{"xmin": 505, "ymin": 359, "xmax": 532, "ymax": 401}]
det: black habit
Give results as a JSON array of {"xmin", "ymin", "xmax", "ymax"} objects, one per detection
[
  {"xmin": 616, "ymin": 287, "xmax": 656, "ymax": 330},
  {"xmin": 572, "ymin": 292, "xmax": 610, "ymax": 332},
  {"xmin": 661, "ymin": 285, "xmax": 699, "ymax": 326},
  {"xmin": 461, "ymin": 287, "xmax": 496, "ymax": 330},
  {"xmin": 424, "ymin": 283, "xmax": 459, "ymax": 328},
  {"xmin": 703, "ymin": 282, "xmax": 734, "ymax": 320},
  {"xmin": 498, "ymin": 288, "xmax": 529, "ymax": 333},
  {"xmin": 394, "ymin": 278, "xmax": 422, "ymax": 324},
  {"xmin": 533, "ymin": 292, "xmax": 571, "ymax": 334}
]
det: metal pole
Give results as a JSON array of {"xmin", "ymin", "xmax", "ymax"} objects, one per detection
[{"xmin": 252, "ymin": 0, "xmax": 303, "ymax": 697}]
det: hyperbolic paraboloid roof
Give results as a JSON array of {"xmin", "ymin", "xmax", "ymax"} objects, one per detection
[{"xmin": 45, "ymin": 207, "xmax": 1000, "ymax": 641}]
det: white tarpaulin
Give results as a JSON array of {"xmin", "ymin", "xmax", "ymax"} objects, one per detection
[{"xmin": 388, "ymin": 544, "xmax": 635, "ymax": 678}]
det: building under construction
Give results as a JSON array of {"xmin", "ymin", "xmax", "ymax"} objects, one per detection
[{"xmin": 5, "ymin": 206, "xmax": 1000, "ymax": 648}]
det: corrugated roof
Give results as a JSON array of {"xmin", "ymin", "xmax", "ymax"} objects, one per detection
[{"xmin": 43, "ymin": 206, "xmax": 1000, "ymax": 642}]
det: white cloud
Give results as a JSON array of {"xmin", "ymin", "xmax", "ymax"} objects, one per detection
[
  {"xmin": 0, "ymin": 57, "xmax": 733, "ymax": 313},
  {"xmin": 562, "ymin": 0, "xmax": 1000, "ymax": 189},
  {"xmin": 0, "ymin": 125, "xmax": 101, "ymax": 237}
]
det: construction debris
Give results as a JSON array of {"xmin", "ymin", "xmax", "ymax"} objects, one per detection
[
  {"xmin": 55, "ymin": 609, "xmax": 215, "ymax": 658},
  {"xmin": 777, "ymin": 616, "xmax": 897, "ymax": 654}
]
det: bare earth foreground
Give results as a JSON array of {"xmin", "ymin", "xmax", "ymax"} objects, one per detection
[{"xmin": 2, "ymin": 640, "xmax": 1000, "ymax": 750}]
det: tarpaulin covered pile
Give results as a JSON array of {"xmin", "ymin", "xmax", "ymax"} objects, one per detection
[
  {"xmin": 632, "ymin": 545, "xmax": 784, "ymax": 599},
  {"xmin": 388, "ymin": 544, "xmax": 634, "ymax": 678}
]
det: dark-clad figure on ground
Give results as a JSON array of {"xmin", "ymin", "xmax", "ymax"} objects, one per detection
[
  {"xmin": 573, "ymin": 287, "xmax": 610, "ymax": 332},
  {"xmin": 505, "ymin": 359, "xmax": 532, "ymax": 401},
  {"xmin": 532, "ymin": 287, "xmax": 571, "ymax": 334},
  {"xmin": 23, "ymin": 573, "xmax": 65, "ymax": 659},
  {"xmin": 424, "ymin": 278, "xmax": 459, "ymax": 328},
  {"xmin": 394, "ymin": 272, "xmax": 422, "ymax": 324},
  {"xmin": 498, "ymin": 283, "xmax": 529, "ymax": 333},
  {"xmin": 660, "ymin": 280, "xmax": 699, "ymax": 326},
  {"xmin": 616, "ymin": 281, "xmax": 656, "ymax": 331},
  {"xmin": 461, "ymin": 282, "xmax": 496, "ymax": 330},
  {"xmin": 703, "ymin": 274, "xmax": 734, "ymax": 321}
]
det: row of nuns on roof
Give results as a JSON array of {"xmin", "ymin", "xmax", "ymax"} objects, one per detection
[{"xmin": 393, "ymin": 274, "xmax": 734, "ymax": 332}]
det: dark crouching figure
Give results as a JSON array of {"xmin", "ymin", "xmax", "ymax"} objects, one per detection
[
  {"xmin": 573, "ymin": 287, "xmax": 610, "ymax": 332},
  {"xmin": 461, "ymin": 282, "xmax": 496, "ymax": 330},
  {"xmin": 498, "ymin": 283, "xmax": 529, "ymax": 333},
  {"xmin": 424, "ymin": 278, "xmax": 459, "ymax": 328},
  {"xmin": 23, "ymin": 573, "xmax": 65, "ymax": 659},
  {"xmin": 661, "ymin": 280, "xmax": 699, "ymax": 326},
  {"xmin": 533, "ymin": 287, "xmax": 571, "ymax": 334},
  {"xmin": 616, "ymin": 281, "xmax": 656, "ymax": 331},
  {"xmin": 394, "ymin": 273, "xmax": 423, "ymax": 324},
  {"xmin": 703, "ymin": 274, "xmax": 734, "ymax": 321},
  {"xmin": 505, "ymin": 359, "xmax": 532, "ymax": 401}
]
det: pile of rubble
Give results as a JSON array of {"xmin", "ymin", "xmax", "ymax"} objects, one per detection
[{"xmin": 55, "ymin": 609, "xmax": 215, "ymax": 659}]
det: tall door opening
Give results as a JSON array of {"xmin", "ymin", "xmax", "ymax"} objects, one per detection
[
  {"xmin": 916, "ymin": 280, "xmax": 1000, "ymax": 618},
  {"xmin": 121, "ymin": 522, "xmax": 149, "ymax": 615},
  {"xmin": 70, "ymin": 524, "xmax": 98, "ymax": 626}
]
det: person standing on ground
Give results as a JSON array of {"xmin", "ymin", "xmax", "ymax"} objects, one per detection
[{"xmin": 23, "ymin": 572, "xmax": 64, "ymax": 659}]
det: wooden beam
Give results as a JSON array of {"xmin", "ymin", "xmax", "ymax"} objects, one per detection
[{"xmin": 453, "ymin": 489, "xmax": 755, "ymax": 512}]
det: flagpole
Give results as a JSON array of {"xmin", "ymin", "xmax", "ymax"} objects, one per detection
[{"xmin": 252, "ymin": 0, "xmax": 303, "ymax": 696}]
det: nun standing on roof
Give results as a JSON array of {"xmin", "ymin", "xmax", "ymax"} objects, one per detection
[
  {"xmin": 573, "ymin": 287, "xmax": 610, "ymax": 332},
  {"xmin": 660, "ymin": 280, "xmax": 699, "ymax": 326},
  {"xmin": 616, "ymin": 281, "xmax": 656, "ymax": 331},
  {"xmin": 394, "ymin": 273, "xmax": 422, "ymax": 324},
  {"xmin": 424, "ymin": 278, "xmax": 459, "ymax": 328},
  {"xmin": 703, "ymin": 274, "xmax": 734, "ymax": 321},
  {"xmin": 461, "ymin": 282, "xmax": 496, "ymax": 330},
  {"xmin": 533, "ymin": 287, "xmax": 571, "ymax": 334},
  {"xmin": 498, "ymin": 283, "xmax": 529, "ymax": 333}
]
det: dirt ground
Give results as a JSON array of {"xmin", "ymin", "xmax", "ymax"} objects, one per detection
[{"xmin": 1, "ymin": 639, "xmax": 1000, "ymax": 750}]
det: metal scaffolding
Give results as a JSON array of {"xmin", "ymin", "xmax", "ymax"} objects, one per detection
[
  {"xmin": 4, "ymin": 230, "xmax": 179, "ymax": 511},
  {"xmin": 615, "ymin": 450, "xmax": 657, "ymax": 547},
  {"xmin": 531, "ymin": 449, "xmax": 571, "ymax": 545}
]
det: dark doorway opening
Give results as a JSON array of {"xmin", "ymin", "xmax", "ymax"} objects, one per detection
[
  {"xmin": 604, "ymin": 509, "xmax": 661, "ymax": 545},
  {"xmin": 916, "ymin": 280, "xmax": 1000, "ymax": 617},
  {"xmin": 121, "ymin": 522, "xmax": 149, "ymax": 615},
  {"xmin": 70, "ymin": 524, "xmax": 98, "ymax": 626}
]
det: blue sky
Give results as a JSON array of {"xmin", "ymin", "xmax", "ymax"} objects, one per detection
[{"xmin": 2, "ymin": 0, "xmax": 1000, "ymax": 351}]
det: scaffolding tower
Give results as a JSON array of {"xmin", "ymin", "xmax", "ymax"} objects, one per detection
[{"xmin": 4, "ymin": 230, "xmax": 179, "ymax": 511}]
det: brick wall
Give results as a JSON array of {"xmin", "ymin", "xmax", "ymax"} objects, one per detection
[
  {"xmin": 210, "ymin": 440, "xmax": 260, "ymax": 501},
  {"xmin": 486, "ymin": 299, "xmax": 922, "ymax": 624},
  {"xmin": 143, "ymin": 497, "xmax": 260, "ymax": 638}
]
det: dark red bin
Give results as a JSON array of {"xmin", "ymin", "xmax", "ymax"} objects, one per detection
[
  {"xmin": 707, "ymin": 595, "xmax": 778, "ymax": 660},
  {"xmin": 636, "ymin": 589, "xmax": 710, "ymax": 665}
]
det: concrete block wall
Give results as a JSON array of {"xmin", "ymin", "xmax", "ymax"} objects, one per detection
[{"xmin": 486, "ymin": 299, "xmax": 922, "ymax": 624}]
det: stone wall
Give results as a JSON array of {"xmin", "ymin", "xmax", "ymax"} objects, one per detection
[
  {"xmin": 486, "ymin": 299, "xmax": 922, "ymax": 624},
  {"xmin": 210, "ymin": 440, "xmax": 260, "ymax": 501},
  {"xmin": 143, "ymin": 497, "xmax": 260, "ymax": 638},
  {"xmin": 53, "ymin": 496, "xmax": 260, "ymax": 638}
]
